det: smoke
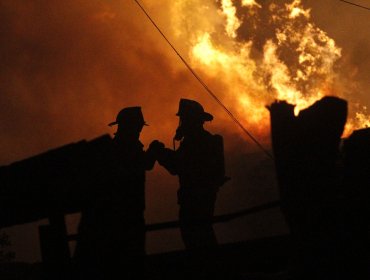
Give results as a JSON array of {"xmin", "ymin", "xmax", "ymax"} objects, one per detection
[
  {"xmin": 1, "ymin": 0, "xmax": 369, "ymax": 261},
  {"xmin": 1, "ymin": 0, "xmax": 369, "ymax": 164},
  {"xmin": 303, "ymin": 0, "xmax": 370, "ymax": 128},
  {"xmin": 0, "ymin": 0, "xmax": 199, "ymax": 164}
]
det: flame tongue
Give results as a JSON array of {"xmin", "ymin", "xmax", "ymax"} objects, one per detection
[
  {"xmin": 169, "ymin": 0, "xmax": 369, "ymax": 135},
  {"xmin": 221, "ymin": 0, "xmax": 241, "ymax": 38}
]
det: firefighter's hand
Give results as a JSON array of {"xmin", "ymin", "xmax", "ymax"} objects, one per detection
[{"xmin": 148, "ymin": 140, "xmax": 165, "ymax": 154}]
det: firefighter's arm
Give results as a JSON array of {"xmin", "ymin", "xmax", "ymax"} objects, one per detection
[
  {"xmin": 157, "ymin": 147, "xmax": 178, "ymax": 175},
  {"xmin": 145, "ymin": 140, "xmax": 165, "ymax": 170}
]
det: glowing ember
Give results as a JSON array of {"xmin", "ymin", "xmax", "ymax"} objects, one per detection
[
  {"xmin": 286, "ymin": 0, "xmax": 310, "ymax": 19},
  {"xmin": 356, "ymin": 111, "xmax": 370, "ymax": 128}
]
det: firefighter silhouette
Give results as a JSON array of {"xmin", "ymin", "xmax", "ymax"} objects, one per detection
[
  {"xmin": 157, "ymin": 99, "xmax": 229, "ymax": 253},
  {"xmin": 73, "ymin": 107, "xmax": 159, "ymax": 279}
]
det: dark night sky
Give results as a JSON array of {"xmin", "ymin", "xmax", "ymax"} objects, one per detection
[{"xmin": 0, "ymin": 0, "xmax": 369, "ymax": 262}]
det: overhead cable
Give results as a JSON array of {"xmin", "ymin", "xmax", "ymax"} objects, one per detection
[
  {"xmin": 338, "ymin": 0, "xmax": 370, "ymax": 11},
  {"xmin": 133, "ymin": 0, "xmax": 273, "ymax": 159}
]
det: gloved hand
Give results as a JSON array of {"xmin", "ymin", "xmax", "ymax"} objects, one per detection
[{"xmin": 148, "ymin": 140, "xmax": 165, "ymax": 154}]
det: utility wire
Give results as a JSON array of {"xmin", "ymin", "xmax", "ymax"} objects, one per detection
[
  {"xmin": 133, "ymin": 0, "xmax": 273, "ymax": 159},
  {"xmin": 338, "ymin": 0, "xmax": 370, "ymax": 11}
]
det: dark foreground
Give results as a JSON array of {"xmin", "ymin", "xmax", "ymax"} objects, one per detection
[{"xmin": 0, "ymin": 235, "xmax": 292, "ymax": 280}]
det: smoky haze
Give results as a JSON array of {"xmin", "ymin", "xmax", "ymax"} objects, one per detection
[
  {"xmin": 304, "ymin": 0, "xmax": 370, "ymax": 104},
  {"xmin": 0, "ymin": 0, "xmax": 369, "ymax": 262}
]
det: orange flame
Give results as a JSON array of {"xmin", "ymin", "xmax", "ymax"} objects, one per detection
[{"xmin": 168, "ymin": 0, "xmax": 369, "ymax": 137}]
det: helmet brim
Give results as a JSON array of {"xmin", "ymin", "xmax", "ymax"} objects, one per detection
[
  {"xmin": 108, "ymin": 121, "xmax": 148, "ymax": 127},
  {"xmin": 176, "ymin": 112, "xmax": 213, "ymax": 122}
]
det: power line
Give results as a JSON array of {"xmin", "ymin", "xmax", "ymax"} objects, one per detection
[
  {"xmin": 133, "ymin": 0, "xmax": 273, "ymax": 159},
  {"xmin": 338, "ymin": 0, "xmax": 370, "ymax": 11}
]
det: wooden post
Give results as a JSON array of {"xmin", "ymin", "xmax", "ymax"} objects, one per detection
[{"xmin": 39, "ymin": 212, "xmax": 71, "ymax": 280}]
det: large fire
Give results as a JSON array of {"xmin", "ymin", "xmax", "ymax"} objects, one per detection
[{"xmin": 168, "ymin": 0, "xmax": 369, "ymax": 137}]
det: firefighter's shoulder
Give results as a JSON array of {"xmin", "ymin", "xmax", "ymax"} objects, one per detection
[{"xmin": 212, "ymin": 134, "xmax": 224, "ymax": 145}]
